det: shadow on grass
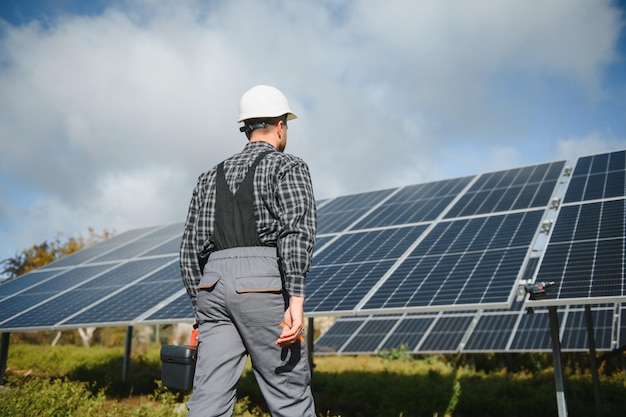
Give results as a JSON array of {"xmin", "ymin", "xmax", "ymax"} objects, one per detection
[
  {"xmin": 236, "ymin": 369, "xmax": 453, "ymax": 417},
  {"xmin": 64, "ymin": 356, "xmax": 626, "ymax": 417},
  {"xmin": 67, "ymin": 354, "xmax": 163, "ymax": 397},
  {"xmin": 241, "ymin": 369, "xmax": 625, "ymax": 417}
]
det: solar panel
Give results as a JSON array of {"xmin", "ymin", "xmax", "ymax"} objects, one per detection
[
  {"xmin": 305, "ymin": 161, "xmax": 567, "ymax": 316},
  {"xmin": 463, "ymin": 313, "xmax": 518, "ymax": 351},
  {"xmin": 39, "ymin": 226, "xmax": 161, "ymax": 269},
  {"xmin": 445, "ymin": 162, "xmax": 565, "ymax": 218},
  {"xmin": 529, "ymin": 150, "xmax": 626, "ymax": 307},
  {"xmin": 1, "ymin": 258, "xmax": 175, "ymax": 331},
  {"xmin": 314, "ymin": 318, "xmax": 366, "ymax": 354},
  {"xmin": 140, "ymin": 292, "xmax": 194, "ymax": 324},
  {"xmin": 0, "ymin": 269, "xmax": 61, "ymax": 301},
  {"xmin": 87, "ymin": 224, "xmax": 180, "ymax": 263},
  {"xmin": 560, "ymin": 308, "xmax": 615, "ymax": 350},
  {"xmin": 317, "ymin": 304, "xmax": 621, "ymax": 354},
  {"xmin": 62, "ymin": 261, "xmax": 181, "ymax": 327},
  {"xmin": 341, "ymin": 318, "xmax": 399, "ymax": 353},
  {"xmin": 306, "ymin": 225, "xmax": 428, "ymax": 314},
  {"xmin": 378, "ymin": 316, "xmax": 434, "ymax": 352},
  {"xmin": 563, "ymin": 151, "xmax": 625, "ymax": 203},
  {"xmin": 353, "ymin": 177, "xmax": 473, "ymax": 229},
  {"xmin": 418, "ymin": 315, "xmax": 474, "ymax": 352},
  {"xmin": 0, "ymin": 264, "xmax": 113, "ymax": 325},
  {"xmin": 359, "ymin": 211, "xmax": 543, "ymax": 312},
  {"xmin": 316, "ymin": 189, "xmax": 395, "ymax": 235},
  {"xmin": 0, "ymin": 223, "xmax": 184, "ymax": 332},
  {"xmin": 509, "ymin": 310, "xmax": 557, "ymax": 350}
]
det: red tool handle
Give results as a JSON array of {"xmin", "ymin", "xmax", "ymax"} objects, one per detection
[{"xmin": 190, "ymin": 327, "xmax": 198, "ymax": 347}]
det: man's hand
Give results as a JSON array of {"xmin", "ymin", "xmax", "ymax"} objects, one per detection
[{"xmin": 276, "ymin": 296, "xmax": 305, "ymax": 347}]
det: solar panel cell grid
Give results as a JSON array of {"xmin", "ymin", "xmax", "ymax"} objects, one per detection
[
  {"xmin": 66, "ymin": 280, "xmax": 182, "ymax": 326},
  {"xmin": 88, "ymin": 223, "xmax": 182, "ymax": 263},
  {"xmin": 510, "ymin": 311, "xmax": 566, "ymax": 350},
  {"xmin": 0, "ymin": 293, "xmax": 56, "ymax": 325},
  {"xmin": 445, "ymin": 162, "xmax": 564, "ymax": 217},
  {"xmin": 342, "ymin": 319, "xmax": 397, "ymax": 353},
  {"xmin": 606, "ymin": 171, "xmax": 626, "ymax": 199},
  {"xmin": 79, "ymin": 258, "xmax": 173, "ymax": 290},
  {"xmin": 463, "ymin": 314, "xmax": 518, "ymax": 351},
  {"xmin": 380, "ymin": 317, "xmax": 433, "ymax": 351},
  {"xmin": 362, "ymin": 211, "xmax": 541, "ymax": 311},
  {"xmin": 306, "ymin": 261, "xmax": 397, "ymax": 313},
  {"xmin": 143, "ymin": 293, "xmax": 194, "ymax": 322},
  {"xmin": 313, "ymin": 226, "xmax": 427, "ymax": 266},
  {"xmin": 419, "ymin": 316, "xmax": 472, "ymax": 351},
  {"xmin": 2, "ymin": 287, "xmax": 115, "ymax": 329},
  {"xmin": 306, "ymin": 225, "xmax": 427, "ymax": 314},
  {"xmin": 0, "ymin": 270, "xmax": 60, "ymax": 298},
  {"xmin": 142, "ymin": 236, "xmax": 181, "ymax": 257},
  {"xmin": 316, "ymin": 189, "xmax": 395, "ymax": 234},
  {"xmin": 535, "ymin": 199, "xmax": 626, "ymax": 302},
  {"xmin": 63, "ymin": 262, "xmax": 181, "ymax": 326},
  {"xmin": 314, "ymin": 319, "xmax": 365, "ymax": 353},
  {"xmin": 0, "ymin": 264, "xmax": 112, "ymax": 323},
  {"xmin": 564, "ymin": 151, "xmax": 626, "ymax": 203},
  {"xmin": 560, "ymin": 309, "xmax": 614, "ymax": 350},
  {"xmin": 353, "ymin": 178, "xmax": 473, "ymax": 229},
  {"xmin": 39, "ymin": 226, "xmax": 160, "ymax": 269}
]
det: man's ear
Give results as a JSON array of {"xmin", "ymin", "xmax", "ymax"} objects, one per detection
[{"xmin": 276, "ymin": 121, "xmax": 284, "ymax": 138}]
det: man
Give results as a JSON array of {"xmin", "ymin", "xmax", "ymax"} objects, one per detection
[{"xmin": 180, "ymin": 85, "xmax": 317, "ymax": 416}]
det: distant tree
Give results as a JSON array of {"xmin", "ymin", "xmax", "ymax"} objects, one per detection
[{"xmin": 0, "ymin": 228, "xmax": 112, "ymax": 281}]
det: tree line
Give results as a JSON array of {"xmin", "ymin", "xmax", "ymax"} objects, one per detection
[{"xmin": 0, "ymin": 228, "xmax": 112, "ymax": 281}]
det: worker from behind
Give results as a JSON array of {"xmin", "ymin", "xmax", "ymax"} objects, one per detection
[{"xmin": 180, "ymin": 84, "xmax": 317, "ymax": 416}]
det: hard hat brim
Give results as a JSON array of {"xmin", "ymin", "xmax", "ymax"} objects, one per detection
[{"xmin": 237, "ymin": 111, "xmax": 297, "ymax": 123}]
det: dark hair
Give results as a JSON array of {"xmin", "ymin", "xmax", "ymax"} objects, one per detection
[{"xmin": 240, "ymin": 114, "xmax": 288, "ymax": 135}]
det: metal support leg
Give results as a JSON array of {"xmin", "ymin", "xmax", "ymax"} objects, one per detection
[
  {"xmin": 122, "ymin": 326, "xmax": 133, "ymax": 383},
  {"xmin": 585, "ymin": 305, "xmax": 602, "ymax": 417},
  {"xmin": 549, "ymin": 306, "xmax": 568, "ymax": 417},
  {"xmin": 0, "ymin": 333, "xmax": 10, "ymax": 385}
]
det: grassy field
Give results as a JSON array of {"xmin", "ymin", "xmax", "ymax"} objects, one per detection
[{"xmin": 1, "ymin": 342, "xmax": 625, "ymax": 417}]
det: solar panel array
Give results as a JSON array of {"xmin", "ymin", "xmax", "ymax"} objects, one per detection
[
  {"xmin": 315, "ymin": 304, "xmax": 623, "ymax": 354},
  {"xmin": 1, "ymin": 149, "xmax": 625, "ymax": 355}
]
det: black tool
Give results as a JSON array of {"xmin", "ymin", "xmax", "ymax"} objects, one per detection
[{"xmin": 524, "ymin": 281, "xmax": 555, "ymax": 300}]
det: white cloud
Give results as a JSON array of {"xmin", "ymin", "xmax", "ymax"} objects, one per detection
[
  {"xmin": 0, "ymin": 0, "xmax": 624, "ymax": 259},
  {"xmin": 93, "ymin": 166, "xmax": 188, "ymax": 228}
]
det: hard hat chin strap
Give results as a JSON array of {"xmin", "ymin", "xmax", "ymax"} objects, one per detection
[{"xmin": 239, "ymin": 121, "xmax": 268, "ymax": 134}]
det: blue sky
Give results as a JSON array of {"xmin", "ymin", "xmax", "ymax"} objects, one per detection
[{"xmin": 0, "ymin": 0, "xmax": 625, "ymax": 272}]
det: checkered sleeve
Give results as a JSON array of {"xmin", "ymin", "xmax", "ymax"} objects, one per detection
[
  {"xmin": 276, "ymin": 160, "xmax": 317, "ymax": 298},
  {"xmin": 179, "ymin": 177, "xmax": 204, "ymax": 312}
]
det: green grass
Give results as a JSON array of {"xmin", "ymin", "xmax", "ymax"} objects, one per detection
[{"xmin": 2, "ymin": 343, "xmax": 626, "ymax": 417}]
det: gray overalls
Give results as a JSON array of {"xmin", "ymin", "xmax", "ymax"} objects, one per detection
[{"xmin": 187, "ymin": 151, "xmax": 316, "ymax": 417}]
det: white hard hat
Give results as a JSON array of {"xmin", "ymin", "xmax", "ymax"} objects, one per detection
[{"xmin": 237, "ymin": 85, "xmax": 297, "ymax": 123}]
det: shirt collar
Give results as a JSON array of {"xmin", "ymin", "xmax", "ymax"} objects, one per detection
[{"xmin": 244, "ymin": 141, "xmax": 276, "ymax": 153}]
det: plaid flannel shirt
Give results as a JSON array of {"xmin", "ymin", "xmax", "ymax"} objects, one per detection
[{"xmin": 180, "ymin": 141, "xmax": 317, "ymax": 311}]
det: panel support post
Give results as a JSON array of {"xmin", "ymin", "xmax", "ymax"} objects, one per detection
[
  {"xmin": 122, "ymin": 326, "xmax": 133, "ymax": 384},
  {"xmin": 584, "ymin": 305, "xmax": 602, "ymax": 417},
  {"xmin": 0, "ymin": 333, "xmax": 10, "ymax": 385},
  {"xmin": 549, "ymin": 306, "xmax": 568, "ymax": 417},
  {"xmin": 307, "ymin": 317, "xmax": 315, "ymax": 384}
]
